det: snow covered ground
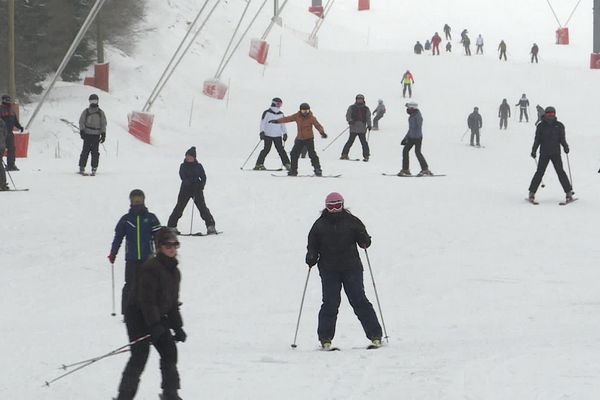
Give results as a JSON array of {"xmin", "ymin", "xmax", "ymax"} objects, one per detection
[{"xmin": 3, "ymin": 0, "xmax": 600, "ymax": 399}]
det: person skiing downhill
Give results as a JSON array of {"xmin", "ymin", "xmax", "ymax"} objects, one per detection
[
  {"xmin": 167, "ymin": 147, "xmax": 216, "ymax": 235},
  {"xmin": 531, "ymin": 43, "xmax": 539, "ymax": 63},
  {"xmin": 108, "ymin": 190, "xmax": 161, "ymax": 314},
  {"xmin": 414, "ymin": 41, "xmax": 424, "ymax": 54},
  {"xmin": 0, "ymin": 94, "xmax": 24, "ymax": 171},
  {"xmin": 115, "ymin": 227, "xmax": 186, "ymax": 400},
  {"xmin": 372, "ymin": 99, "xmax": 386, "ymax": 130},
  {"xmin": 467, "ymin": 107, "xmax": 483, "ymax": 146},
  {"xmin": 402, "ymin": 70, "xmax": 415, "ymax": 98},
  {"xmin": 341, "ymin": 94, "xmax": 372, "ymax": 162},
  {"xmin": 398, "ymin": 102, "xmax": 432, "ymax": 176},
  {"xmin": 475, "ymin": 34, "xmax": 484, "ymax": 54},
  {"xmin": 535, "ymin": 104, "xmax": 545, "ymax": 126},
  {"xmin": 254, "ymin": 97, "xmax": 291, "ymax": 171},
  {"xmin": 515, "ymin": 94, "xmax": 530, "ymax": 122},
  {"xmin": 424, "ymin": 40, "xmax": 432, "ymax": 51},
  {"xmin": 431, "ymin": 32, "xmax": 442, "ymax": 55},
  {"xmin": 443, "ymin": 23, "xmax": 452, "ymax": 40},
  {"xmin": 498, "ymin": 40, "xmax": 507, "ymax": 61},
  {"xmin": 498, "ymin": 99, "xmax": 511, "ymax": 130},
  {"xmin": 463, "ymin": 35, "xmax": 472, "ymax": 56},
  {"xmin": 270, "ymin": 103, "xmax": 327, "ymax": 176},
  {"xmin": 78, "ymin": 93, "xmax": 106, "ymax": 176},
  {"xmin": 528, "ymin": 106, "xmax": 573, "ymax": 203},
  {"xmin": 306, "ymin": 192, "xmax": 383, "ymax": 350},
  {"xmin": 0, "ymin": 119, "xmax": 7, "ymax": 190}
]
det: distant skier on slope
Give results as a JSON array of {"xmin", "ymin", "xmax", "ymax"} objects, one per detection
[
  {"xmin": 372, "ymin": 99, "xmax": 386, "ymax": 130},
  {"xmin": 398, "ymin": 102, "xmax": 432, "ymax": 176},
  {"xmin": 306, "ymin": 192, "xmax": 383, "ymax": 350},
  {"xmin": 446, "ymin": 42, "xmax": 452, "ymax": 52},
  {"xmin": 78, "ymin": 93, "xmax": 106, "ymax": 176},
  {"xmin": 402, "ymin": 70, "xmax": 415, "ymax": 98},
  {"xmin": 254, "ymin": 97, "xmax": 291, "ymax": 171},
  {"xmin": 475, "ymin": 34, "xmax": 484, "ymax": 54},
  {"xmin": 498, "ymin": 40, "xmax": 507, "ymax": 61},
  {"xmin": 0, "ymin": 94, "xmax": 23, "ymax": 172},
  {"xmin": 424, "ymin": 40, "xmax": 432, "ymax": 51},
  {"xmin": 463, "ymin": 35, "xmax": 472, "ymax": 56},
  {"xmin": 341, "ymin": 94, "xmax": 372, "ymax": 162},
  {"xmin": 498, "ymin": 99, "xmax": 511, "ymax": 130},
  {"xmin": 535, "ymin": 104, "xmax": 545, "ymax": 126},
  {"xmin": 531, "ymin": 43, "xmax": 539, "ymax": 63},
  {"xmin": 444, "ymin": 23, "xmax": 452, "ymax": 40},
  {"xmin": 467, "ymin": 107, "xmax": 483, "ymax": 147},
  {"xmin": 528, "ymin": 106, "xmax": 574, "ymax": 203},
  {"xmin": 414, "ymin": 41, "xmax": 424, "ymax": 54},
  {"xmin": 431, "ymin": 32, "xmax": 442, "ymax": 55},
  {"xmin": 515, "ymin": 94, "xmax": 530, "ymax": 122},
  {"xmin": 0, "ymin": 119, "xmax": 7, "ymax": 191}
]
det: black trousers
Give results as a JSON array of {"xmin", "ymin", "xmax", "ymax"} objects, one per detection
[
  {"xmin": 122, "ymin": 260, "xmax": 143, "ymax": 314},
  {"xmin": 531, "ymin": 54, "xmax": 538, "ymax": 63},
  {"xmin": 402, "ymin": 84, "xmax": 412, "ymax": 97},
  {"xmin": 470, "ymin": 128, "xmax": 480, "ymax": 145},
  {"xmin": 256, "ymin": 136, "xmax": 290, "ymax": 166},
  {"xmin": 167, "ymin": 186, "xmax": 215, "ymax": 229},
  {"xmin": 402, "ymin": 138, "xmax": 428, "ymax": 170},
  {"xmin": 5, "ymin": 131, "xmax": 16, "ymax": 168},
  {"xmin": 499, "ymin": 50, "xmax": 507, "ymax": 60},
  {"xmin": 476, "ymin": 44, "xmax": 483, "ymax": 54},
  {"xmin": 318, "ymin": 269, "xmax": 382, "ymax": 342},
  {"xmin": 79, "ymin": 134, "xmax": 100, "ymax": 169},
  {"xmin": 519, "ymin": 108, "xmax": 529, "ymax": 122},
  {"xmin": 529, "ymin": 154, "xmax": 572, "ymax": 193},
  {"xmin": 499, "ymin": 116, "xmax": 508, "ymax": 129},
  {"xmin": 373, "ymin": 114, "xmax": 383, "ymax": 129},
  {"xmin": 118, "ymin": 308, "xmax": 179, "ymax": 396},
  {"xmin": 290, "ymin": 138, "xmax": 321, "ymax": 173},
  {"xmin": 445, "ymin": 31, "xmax": 451, "ymax": 40},
  {"xmin": 341, "ymin": 132, "xmax": 370, "ymax": 158},
  {"xmin": 464, "ymin": 45, "xmax": 471, "ymax": 55}
]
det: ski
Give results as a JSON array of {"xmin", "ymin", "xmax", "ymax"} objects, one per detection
[
  {"xmin": 77, "ymin": 172, "xmax": 95, "ymax": 177},
  {"xmin": 559, "ymin": 198, "xmax": 578, "ymax": 206},
  {"xmin": 467, "ymin": 145, "xmax": 486, "ymax": 148},
  {"xmin": 241, "ymin": 168, "xmax": 284, "ymax": 171},
  {"xmin": 367, "ymin": 344, "xmax": 382, "ymax": 350},
  {"xmin": 320, "ymin": 346, "xmax": 341, "ymax": 352},
  {"xmin": 340, "ymin": 158, "xmax": 361, "ymax": 162},
  {"xmin": 525, "ymin": 198, "xmax": 539, "ymax": 205},
  {"xmin": 179, "ymin": 231, "xmax": 223, "ymax": 237},
  {"xmin": 381, "ymin": 173, "xmax": 446, "ymax": 177},
  {"xmin": 271, "ymin": 174, "xmax": 342, "ymax": 178},
  {"xmin": 2, "ymin": 188, "xmax": 29, "ymax": 192}
]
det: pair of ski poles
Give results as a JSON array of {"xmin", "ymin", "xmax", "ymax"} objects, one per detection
[
  {"xmin": 532, "ymin": 153, "xmax": 574, "ymax": 191},
  {"xmin": 290, "ymin": 249, "xmax": 389, "ymax": 348}
]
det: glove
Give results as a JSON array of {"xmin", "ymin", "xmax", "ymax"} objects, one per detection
[
  {"xmin": 107, "ymin": 253, "xmax": 116, "ymax": 264},
  {"xmin": 401, "ymin": 138, "xmax": 407, "ymax": 145},
  {"xmin": 19, "ymin": 127, "xmax": 24, "ymax": 133},
  {"xmin": 269, "ymin": 120, "xmax": 280, "ymax": 124},
  {"xmin": 305, "ymin": 253, "xmax": 317, "ymax": 267},
  {"xmin": 150, "ymin": 323, "xmax": 166, "ymax": 344},
  {"xmin": 320, "ymin": 132, "xmax": 328, "ymax": 139},
  {"xmin": 372, "ymin": 111, "xmax": 376, "ymax": 115},
  {"xmin": 283, "ymin": 133, "xmax": 288, "ymax": 142},
  {"xmin": 564, "ymin": 146, "xmax": 570, "ymax": 154},
  {"xmin": 531, "ymin": 152, "xmax": 536, "ymax": 158},
  {"xmin": 80, "ymin": 130, "xmax": 85, "ymax": 139},
  {"xmin": 100, "ymin": 133, "xmax": 106, "ymax": 143},
  {"xmin": 367, "ymin": 127, "xmax": 372, "ymax": 132},
  {"xmin": 259, "ymin": 131, "xmax": 265, "ymax": 140},
  {"xmin": 173, "ymin": 327, "xmax": 187, "ymax": 343}
]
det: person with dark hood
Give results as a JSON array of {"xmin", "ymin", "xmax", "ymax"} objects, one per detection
[
  {"xmin": 431, "ymin": 32, "xmax": 442, "ymax": 55},
  {"xmin": 109, "ymin": 190, "xmax": 161, "ymax": 314},
  {"xmin": 254, "ymin": 97, "xmax": 291, "ymax": 171},
  {"xmin": 414, "ymin": 41, "xmax": 424, "ymax": 54},
  {"xmin": 0, "ymin": 119, "xmax": 7, "ymax": 190},
  {"xmin": 443, "ymin": 23, "xmax": 452, "ymax": 40},
  {"xmin": 498, "ymin": 99, "xmax": 511, "ymax": 130},
  {"xmin": 467, "ymin": 107, "xmax": 483, "ymax": 147},
  {"xmin": 270, "ymin": 102, "xmax": 327, "ymax": 176},
  {"xmin": 446, "ymin": 42, "xmax": 452, "ymax": 53},
  {"xmin": 463, "ymin": 35, "xmax": 472, "ymax": 56},
  {"xmin": 531, "ymin": 43, "xmax": 539, "ymax": 63},
  {"xmin": 372, "ymin": 99, "xmax": 386, "ymax": 130},
  {"xmin": 398, "ymin": 102, "xmax": 432, "ymax": 176},
  {"xmin": 515, "ymin": 93, "xmax": 530, "ymax": 122},
  {"xmin": 341, "ymin": 94, "xmax": 372, "ymax": 162},
  {"xmin": 306, "ymin": 192, "xmax": 383, "ymax": 350},
  {"xmin": 460, "ymin": 29, "xmax": 468, "ymax": 43},
  {"xmin": 528, "ymin": 106, "xmax": 573, "ymax": 203},
  {"xmin": 498, "ymin": 40, "xmax": 507, "ymax": 61},
  {"xmin": 402, "ymin": 70, "xmax": 415, "ymax": 98},
  {"xmin": 78, "ymin": 93, "xmax": 107, "ymax": 176},
  {"xmin": 535, "ymin": 104, "xmax": 545, "ymax": 126},
  {"xmin": 167, "ymin": 147, "xmax": 217, "ymax": 234},
  {"xmin": 424, "ymin": 40, "xmax": 432, "ymax": 51},
  {"xmin": 0, "ymin": 94, "xmax": 24, "ymax": 171},
  {"xmin": 115, "ymin": 227, "xmax": 186, "ymax": 400}
]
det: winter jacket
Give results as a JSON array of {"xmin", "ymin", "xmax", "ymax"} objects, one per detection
[
  {"xmin": 467, "ymin": 112, "xmax": 483, "ymax": 129},
  {"xmin": 134, "ymin": 253, "xmax": 183, "ymax": 329},
  {"xmin": 79, "ymin": 106, "xmax": 107, "ymax": 136},
  {"xmin": 431, "ymin": 34, "xmax": 442, "ymax": 46},
  {"xmin": 414, "ymin": 43, "xmax": 424, "ymax": 54},
  {"xmin": 531, "ymin": 44, "xmax": 539, "ymax": 55},
  {"xmin": 476, "ymin": 35, "xmax": 484, "ymax": 46},
  {"xmin": 402, "ymin": 72, "xmax": 414, "ymax": 85},
  {"xmin": 515, "ymin": 98, "xmax": 530, "ymax": 109},
  {"xmin": 444, "ymin": 24, "xmax": 451, "ymax": 34},
  {"xmin": 498, "ymin": 41, "xmax": 507, "ymax": 51},
  {"xmin": 498, "ymin": 102, "xmax": 511, "ymax": 118},
  {"xmin": 346, "ymin": 103, "xmax": 372, "ymax": 134},
  {"xmin": 424, "ymin": 40, "xmax": 431, "ymax": 50},
  {"xmin": 110, "ymin": 205, "xmax": 161, "ymax": 261},
  {"xmin": 463, "ymin": 36, "xmax": 471, "ymax": 47},
  {"xmin": 373, "ymin": 103, "xmax": 386, "ymax": 116},
  {"xmin": 275, "ymin": 111, "xmax": 325, "ymax": 140},
  {"xmin": 0, "ymin": 119, "xmax": 6, "ymax": 151},
  {"xmin": 306, "ymin": 210, "xmax": 371, "ymax": 272},
  {"xmin": 179, "ymin": 160, "xmax": 207, "ymax": 190},
  {"xmin": 532, "ymin": 117, "xmax": 569, "ymax": 156},
  {"xmin": 535, "ymin": 105, "xmax": 545, "ymax": 125},
  {"xmin": 404, "ymin": 109, "xmax": 423, "ymax": 140},
  {"xmin": 0, "ymin": 104, "xmax": 23, "ymax": 133},
  {"xmin": 260, "ymin": 107, "xmax": 288, "ymax": 138}
]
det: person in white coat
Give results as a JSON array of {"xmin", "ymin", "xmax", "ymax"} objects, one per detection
[
  {"xmin": 254, "ymin": 97, "xmax": 291, "ymax": 170},
  {"xmin": 476, "ymin": 34, "xmax": 484, "ymax": 54}
]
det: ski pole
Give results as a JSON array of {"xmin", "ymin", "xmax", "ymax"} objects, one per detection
[
  {"xmin": 291, "ymin": 267, "xmax": 312, "ymax": 348},
  {"xmin": 44, "ymin": 335, "xmax": 150, "ymax": 387},
  {"xmin": 2, "ymin": 159, "xmax": 18, "ymax": 190},
  {"xmin": 111, "ymin": 263, "xmax": 116, "ymax": 316},
  {"xmin": 364, "ymin": 249, "xmax": 389, "ymax": 343},
  {"xmin": 321, "ymin": 127, "xmax": 349, "ymax": 151},
  {"xmin": 460, "ymin": 128, "xmax": 469, "ymax": 142},
  {"xmin": 60, "ymin": 348, "xmax": 130, "ymax": 370},
  {"xmin": 532, "ymin": 157, "xmax": 545, "ymax": 188},
  {"xmin": 189, "ymin": 196, "xmax": 195, "ymax": 235},
  {"xmin": 566, "ymin": 153, "xmax": 573, "ymax": 190},
  {"xmin": 239, "ymin": 140, "xmax": 262, "ymax": 170}
]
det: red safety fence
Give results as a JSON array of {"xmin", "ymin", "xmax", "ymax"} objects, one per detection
[
  {"xmin": 127, "ymin": 111, "xmax": 154, "ymax": 144},
  {"xmin": 202, "ymin": 79, "xmax": 228, "ymax": 100},
  {"xmin": 249, "ymin": 39, "xmax": 269, "ymax": 65}
]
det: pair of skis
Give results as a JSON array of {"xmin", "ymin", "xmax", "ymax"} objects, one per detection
[
  {"xmin": 179, "ymin": 231, "xmax": 223, "ymax": 237},
  {"xmin": 526, "ymin": 197, "xmax": 578, "ymax": 206},
  {"xmin": 321, "ymin": 343, "xmax": 383, "ymax": 352}
]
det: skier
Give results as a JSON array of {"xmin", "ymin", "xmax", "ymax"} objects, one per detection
[
  {"xmin": 254, "ymin": 97, "xmax": 291, "ymax": 171},
  {"xmin": 270, "ymin": 102, "xmax": 327, "ymax": 176},
  {"xmin": 341, "ymin": 94, "xmax": 372, "ymax": 162},
  {"xmin": 0, "ymin": 94, "xmax": 24, "ymax": 171},
  {"xmin": 515, "ymin": 94, "xmax": 530, "ymax": 122},
  {"xmin": 414, "ymin": 41, "xmax": 424, "ymax": 54},
  {"xmin": 467, "ymin": 107, "xmax": 483, "ymax": 147},
  {"xmin": 306, "ymin": 192, "xmax": 383, "ymax": 350},
  {"xmin": 424, "ymin": 40, "xmax": 432, "ymax": 51},
  {"xmin": 460, "ymin": 29, "xmax": 468, "ymax": 43},
  {"xmin": 431, "ymin": 32, "xmax": 442, "ymax": 55},
  {"xmin": 528, "ymin": 106, "xmax": 573, "ymax": 203},
  {"xmin": 402, "ymin": 70, "xmax": 415, "ymax": 98},
  {"xmin": 498, "ymin": 40, "xmax": 507, "ymax": 61},
  {"xmin": 443, "ymin": 23, "xmax": 451, "ymax": 40},
  {"xmin": 498, "ymin": 99, "xmax": 511, "ymax": 130},
  {"xmin": 115, "ymin": 227, "xmax": 186, "ymax": 400},
  {"xmin": 372, "ymin": 99, "xmax": 386, "ymax": 130},
  {"xmin": 475, "ymin": 34, "xmax": 484, "ymax": 54},
  {"xmin": 446, "ymin": 42, "xmax": 452, "ymax": 53},
  {"xmin": 535, "ymin": 104, "xmax": 545, "ymax": 126},
  {"xmin": 108, "ymin": 189, "xmax": 161, "ymax": 314},
  {"xmin": 463, "ymin": 35, "xmax": 472, "ymax": 56},
  {"xmin": 398, "ymin": 102, "xmax": 432, "ymax": 176},
  {"xmin": 0, "ymin": 118, "xmax": 7, "ymax": 191},
  {"xmin": 78, "ymin": 93, "xmax": 107, "ymax": 176},
  {"xmin": 531, "ymin": 43, "xmax": 539, "ymax": 63},
  {"xmin": 167, "ymin": 146, "xmax": 217, "ymax": 235}
]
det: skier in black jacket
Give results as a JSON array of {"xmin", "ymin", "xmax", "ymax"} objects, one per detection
[
  {"xmin": 306, "ymin": 192, "xmax": 383, "ymax": 350},
  {"xmin": 467, "ymin": 107, "xmax": 483, "ymax": 146},
  {"xmin": 167, "ymin": 147, "xmax": 216, "ymax": 234},
  {"xmin": 341, "ymin": 94, "xmax": 372, "ymax": 161},
  {"xmin": 516, "ymin": 94, "xmax": 530, "ymax": 122},
  {"xmin": 528, "ymin": 106, "xmax": 573, "ymax": 203},
  {"xmin": 498, "ymin": 99, "xmax": 511, "ymax": 129},
  {"xmin": 0, "ymin": 94, "xmax": 24, "ymax": 171}
]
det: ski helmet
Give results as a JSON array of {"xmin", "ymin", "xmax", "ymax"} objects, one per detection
[
  {"xmin": 89, "ymin": 94, "xmax": 99, "ymax": 101},
  {"xmin": 129, "ymin": 189, "xmax": 145, "ymax": 205},
  {"xmin": 299, "ymin": 103, "xmax": 310, "ymax": 110},
  {"xmin": 155, "ymin": 227, "xmax": 179, "ymax": 248},
  {"xmin": 325, "ymin": 192, "xmax": 344, "ymax": 213}
]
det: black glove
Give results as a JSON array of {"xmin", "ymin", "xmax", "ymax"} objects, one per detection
[
  {"xmin": 100, "ymin": 133, "xmax": 106, "ymax": 143},
  {"xmin": 283, "ymin": 133, "xmax": 288, "ymax": 142},
  {"xmin": 80, "ymin": 130, "xmax": 85, "ymax": 139},
  {"xmin": 564, "ymin": 146, "xmax": 570, "ymax": 154},
  {"xmin": 173, "ymin": 327, "xmax": 187, "ymax": 343},
  {"xmin": 269, "ymin": 120, "xmax": 280, "ymax": 124},
  {"xmin": 367, "ymin": 127, "xmax": 372, "ymax": 132},
  {"xmin": 19, "ymin": 127, "xmax": 24, "ymax": 133},
  {"xmin": 306, "ymin": 256, "xmax": 317, "ymax": 267},
  {"xmin": 531, "ymin": 152, "xmax": 536, "ymax": 158},
  {"xmin": 321, "ymin": 132, "xmax": 328, "ymax": 139},
  {"xmin": 401, "ymin": 138, "xmax": 407, "ymax": 145},
  {"xmin": 259, "ymin": 131, "xmax": 265, "ymax": 140},
  {"xmin": 150, "ymin": 323, "xmax": 166, "ymax": 344}
]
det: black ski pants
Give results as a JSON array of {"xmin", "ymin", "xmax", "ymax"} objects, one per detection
[
  {"xmin": 476, "ymin": 44, "xmax": 483, "ymax": 54},
  {"xmin": 5, "ymin": 131, "xmax": 16, "ymax": 168},
  {"xmin": 445, "ymin": 31, "xmax": 451, "ymax": 40},
  {"xmin": 529, "ymin": 154, "xmax": 572, "ymax": 194},
  {"xmin": 531, "ymin": 54, "xmax": 538, "ymax": 63},
  {"xmin": 464, "ymin": 45, "xmax": 471, "ymax": 56},
  {"xmin": 256, "ymin": 136, "xmax": 290, "ymax": 166},
  {"xmin": 79, "ymin": 134, "xmax": 100, "ymax": 169},
  {"xmin": 499, "ymin": 116, "xmax": 508, "ymax": 129},
  {"xmin": 118, "ymin": 307, "xmax": 180, "ymax": 396},
  {"xmin": 167, "ymin": 185, "xmax": 215, "ymax": 229},
  {"xmin": 470, "ymin": 128, "xmax": 480, "ymax": 146},
  {"xmin": 122, "ymin": 260, "xmax": 143, "ymax": 315},
  {"xmin": 317, "ymin": 269, "xmax": 382, "ymax": 342},
  {"xmin": 290, "ymin": 138, "xmax": 321, "ymax": 173},
  {"xmin": 519, "ymin": 108, "xmax": 529, "ymax": 122},
  {"xmin": 402, "ymin": 84, "xmax": 412, "ymax": 98},
  {"xmin": 499, "ymin": 50, "xmax": 507, "ymax": 60},
  {"xmin": 373, "ymin": 114, "xmax": 383, "ymax": 129},
  {"xmin": 341, "ymin": 132, "xmax": 370, "ymax": 159},
  {"xmin": 402, "ymin": 138, "xmax": 429, "ymax": 171}
]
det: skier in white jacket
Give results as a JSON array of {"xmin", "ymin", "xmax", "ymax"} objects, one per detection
[
  {"xmin": 254, "ymin": 97, "xmax": 291, "ymax": 170},
  {"xmin": 476, "ymin": 34, "xmax": 484, "ymax": 54}
]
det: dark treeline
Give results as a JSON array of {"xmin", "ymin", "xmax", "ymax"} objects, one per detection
[{"xmin": 0, "ymin": 0, "xmax": 146, "ymax": 100}]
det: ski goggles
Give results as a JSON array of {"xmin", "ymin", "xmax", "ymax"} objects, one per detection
[
  {"xmin": 326, "ymin": 201, "xmax": 343, "ymax": 212},
  {"xmin": 162, "ymin": 241, "xmax": 180, "ymax": 249}
]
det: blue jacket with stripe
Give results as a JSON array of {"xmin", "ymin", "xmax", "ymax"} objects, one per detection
[{"xmin": 111, "ymin": 206, "xmax": 161, "ymax": 261}]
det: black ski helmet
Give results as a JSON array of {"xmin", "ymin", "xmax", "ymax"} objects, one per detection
[
  {"xmin": 89, "ymin": 93, "xmax": 99, "ymax": 101},
  {"xmin": 155, "ymin": 227, "xmax": 179, "ymax": 247},
  {"xmin": 299, "ymin": 102, "xmax": 310, "ymax": 110}
]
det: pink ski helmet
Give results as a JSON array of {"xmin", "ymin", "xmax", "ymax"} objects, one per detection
[{"xmin": 325, "ymin": 192, "xmax": 344, "ymax": 212}]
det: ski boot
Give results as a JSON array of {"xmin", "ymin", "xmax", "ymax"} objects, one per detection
[
  {"xmin": 565, "ymin": 191, "xmax": 574, "ymax": 202},
  {"xmin": 320, "ymin": 339, "xmax": 332, "ymax": 350},
  {"xmin": 161, "ymin": 389, "xmax": 183, "ymax": 400},
  {"xmin": 6, "ymin": 165, "xmax": 19, "ymax": 171},
  {"xmin": 363, "ymin": 156, "xmax": 369, "ymax": 162},
  {"xmin": 287, "ymin": 170, "xmax": 298, "ymax": 176},
  {"xmin": 314, "ymin": 169, "xmax": 323, "ymax": 177},
  {"xmin": 78, "ymin": 167, "xmax": 85, "ymax": 175},
  {"xmin": 339, "ymin": 154, "xmax": 349, "ymax": 160},
  {"xmin": 253, "ymin": 164, "xmax": 266, "ymax": 171},
  {"xmin": 417, "ymin": 169, "xmax": 433, "ymax": 177},
  {"xmin": 91, "ymin": 168, "xmax": 97, "ymax": 176},
  {"xmin": 0, "ymin": 184, "xmax": 9, "ymax": 191},
  {"xmin": 528, "ymin": 191, "xmax": 535, "ymax": 201},
  {"xmin": 284, "ymin": 163, "xmax": 291, "ymax": 171},
  {"xmin": 206, "ymin": 225, "xmax": 217, "ymax": 235},
  {"xmin": 397, "ymin": 169, "xmax": 412, "ymax": 177},
  {"xmin": 370, "ymin": 338, "xmax": 382, "ymax": 348}
]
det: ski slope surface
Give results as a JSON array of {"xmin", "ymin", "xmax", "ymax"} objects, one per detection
[{"xmin": 3, "ymin": 0, "xmax": 600, "ymax": 399}]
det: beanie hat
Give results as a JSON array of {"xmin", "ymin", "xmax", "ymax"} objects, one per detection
[
  {"xmin": 185, "ymin": 146, "xmax": 197, "ymax": 158},
  {"xmin": 89, "ymin": 94, "xmax": 99, "ymax": 101},
  {"xmin": 299, "ymin": 102, "xmax": 310, "ymax": 110},
  {"xmin": 544, "ymin": 106, "xmax": 556, "ymax": 114},
  {"xmin": 474, "ymin": 106, "xmax": 479, "ymax": 111},
  {"xmin": 325, "ymin": 192, "xmax": 344, "ymax": 212},
  {"xmin": 355, "ymin": 94, "xmax": 365, "ymax": 100},
  {"xmin": 155, "ymin": 227, "xmax": 179, "ymax": 247},
  {"xmin": 129, "ymin": 189, "xmax": 145, "ymax": 206}
]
